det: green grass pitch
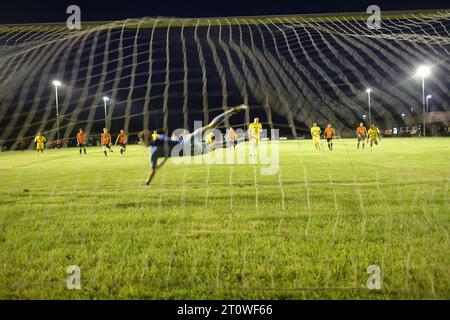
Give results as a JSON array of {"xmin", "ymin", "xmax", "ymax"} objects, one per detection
[{"xmin": 0, "ymin": 138, "xmax": 448, "ymax": 299}]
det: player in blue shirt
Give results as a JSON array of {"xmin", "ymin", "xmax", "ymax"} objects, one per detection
[{"xmin": 138, "ymin": 104, "xmax": 248, "ymax": 185}]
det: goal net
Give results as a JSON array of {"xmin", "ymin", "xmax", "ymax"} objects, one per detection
[{"xmin": 0, "ymin": 10, "xmax": 449, "ymax": 149}]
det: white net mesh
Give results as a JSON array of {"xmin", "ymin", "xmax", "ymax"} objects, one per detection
[{"xmin": 0, "ymin": 10, "xmax": 449, "ymax": 149}]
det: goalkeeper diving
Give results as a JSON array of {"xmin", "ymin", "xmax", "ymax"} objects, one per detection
[{"xmin": 139, "ymin": 104, "xmax": 248, "ymax": 185}]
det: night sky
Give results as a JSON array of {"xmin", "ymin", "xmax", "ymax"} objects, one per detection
[{"xmin": 1, "ymin": 0, "xmax": 449, "ymax": 23}]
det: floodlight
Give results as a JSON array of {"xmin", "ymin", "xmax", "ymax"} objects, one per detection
[{"xmin": 416, "ymin": 66, "xmax": 430, "ymax": 78}]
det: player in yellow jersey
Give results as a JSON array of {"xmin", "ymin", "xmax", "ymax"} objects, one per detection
[
  {"xmin": 151, "ymin": 130, "xmax": 159, "ymax": 141},
  {"xmin": 34, "ymin": 132, "xmax": 46, "ymax": 155},
  {"xmin": 367, "ymin": 124, "xmax": 381, "ymax": 151},
  {"xmin": 310, "ymin": 123, "xmax": 321, "ymax": 150},
  {"xmin": 248, "ymin": 117, "xmax": 262, "ymax": 157}
]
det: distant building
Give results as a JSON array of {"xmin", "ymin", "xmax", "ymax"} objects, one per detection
[
  {"xmin": 403, "ymin": 111, "xmax": 450, "ymax": 136},
  {"xmin": 425, "ymin": 112, "xmax": 450, "ymax": 136}
]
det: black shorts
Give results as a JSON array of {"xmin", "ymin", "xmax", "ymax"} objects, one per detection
[
  {"xmin": 326, "ymin": 138, "xmax": 333, "ymax": 142},
  {"xmin": 119, "ymin": 143, "xmax": 127, "ymax": 148},
  {"xmin": 358, "ymin": 136, "xmax": 366, "ymax": 142},
  {"xmin": 78, "ymin": 143, "xmax": 86, "ymax": 147}
]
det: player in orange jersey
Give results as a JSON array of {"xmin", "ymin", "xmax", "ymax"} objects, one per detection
[
  {"xmin": 101, "ymin": 128, "xmax": 113, "ymax": 157},
  {"xmin": 115, "ymin": 129, "xmax": 128, "ymax": 155},
  {"xmin": 356, "ymin": 123, "xmax": 367, "ymax": 150},
  {"xmin": 227, "ymin": 127, "xmax": 238, "ymax": 149},
  {"xmin": 77, "ymin": 128, "xmax": 87, "ymax": 155},
  {"xmin": 323, "ymin": 123, "xmax": 336, "ymax": 151}
]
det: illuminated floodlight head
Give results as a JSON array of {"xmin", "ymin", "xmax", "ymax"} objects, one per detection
[
  {"xmin": 52, "ymin": 80, "xmax": 61, "ymax": 87},
  {"xmin": 103, "ymin": 96, "xmax": 109, "ymax": 102},
  {"xmin": 366, "ymin": 88, "xmax": 372, "ymax": 93},
  {"xmin": 416, "ymin": 66, "xmax": 431, "ymax": 78},
  {"xmin": 362, "ymin": 114, "xmax": 367, "ymax": 119},
  {"xmin": 401, "ymin": 113, "xmax": 406, "ymax": 117},
  {"xmin": 426, "ymin": 95, "xmax": 432, "ymax": 99}
]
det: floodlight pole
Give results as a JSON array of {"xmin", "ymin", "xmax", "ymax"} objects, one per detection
[
  {"xmin": 103, "ymin": 98, "xmax": 108, "ymax": 129},
  {"xmin": 54, "ymin": 84, "xmax": 60, "ymax": 141},
  {"xmin": 416, "ymin": 66, "xmax": 431, "ymax": 137},
  {"xmin": 421, "ymin": 76, "xmax": 426, "ymax": 137},
  {"xmin": 366, "ymin": 89, "xmax": 372, "ymax": 124}
]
